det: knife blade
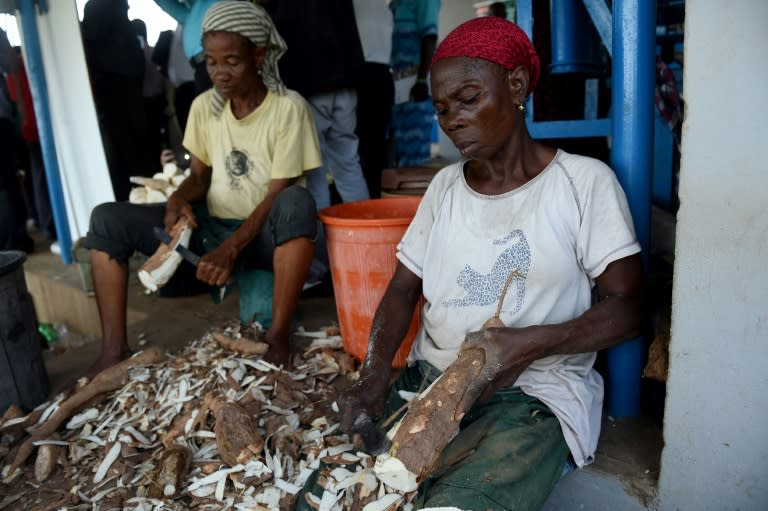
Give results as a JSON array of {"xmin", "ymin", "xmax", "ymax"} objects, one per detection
[{"xmin": 153, "ymin": 226, "xmax": 201, "ymax": 267}]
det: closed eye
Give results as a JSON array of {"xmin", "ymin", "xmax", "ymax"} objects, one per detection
[{"xmin": 460, "ymin": 93, "xmax": 480, "ymax": 106}]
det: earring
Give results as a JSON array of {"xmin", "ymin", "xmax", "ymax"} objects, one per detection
[{"xmin": 517, "ymin": 103, "xmax": 525, "ymax": 112}]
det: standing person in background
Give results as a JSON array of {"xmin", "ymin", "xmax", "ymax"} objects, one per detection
[
  {"xmin": 0, "ymin": 28, "xmax": 34, "ymax": 252},
  {"xmin": 132, "ymin": 19, "xmax": 168, "ymax": 166},
  {"xmin": 165, "ymin": 24, "xmax": 197, "ymax": 133},
  {"xmin": 82, "ymin": 0, "xmax": 154, "ymax": 201},
  {"xmin": 151, "ymin": 29, "xmax": 174, "ymax": 78},
  {"xmin": 154, "ymin": 0, "xmax": 221, "ymax": 95},
  {"xmin": 150, "ymin": 29, "xmax": 189, "ymax": 152},
  {"xmin": 265, "ymin": 0, "xmax": 369, "ymax": 210},
  {"xmin": 389, "ymin": 0, "xmax": 441, "ymax": 167},
  {"xmin": 352, "ymin": 0, "xmax": 394, "ymax": 198},
  {"xmin": 6, "ymin": 46, "xmax": 56, "ymax": 242},
  {"xmin": 489, "ymin": 1, "xmax": 508, "ymax": 18},
  {"xmin": 265, "ymin": 0, "xmax": 370, "ymax": 290}
]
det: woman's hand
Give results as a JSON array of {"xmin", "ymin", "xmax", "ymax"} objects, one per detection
[
  {"xmin": 454, "ymin": 327, "xmax": 537, "ymax": 411},
  {"xmin": 456, "ymin": 255, "xmax": 645, "ymax": 408},
  {"xmin": 336, "ymin": 370, "xmax": 391, "ymax": 434},
  {"xmin": 336, "ymin": 263, "xmax": 422, "ymax": 433},
  {"xmin": 164, "ymin": 194, "xmax": 197, "ymax": 231},
  {"xmin": 196, "ymin": 241, "xmax": 238, "ymax": 286}
]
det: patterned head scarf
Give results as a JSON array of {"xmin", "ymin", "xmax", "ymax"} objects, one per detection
[
  {"xmin": 201, "ymin": 1, "xmax": 287, "ymax": 117},
  {"xmin": 431, "ymin": 16, "xmax": 540, "ymax": 95}
]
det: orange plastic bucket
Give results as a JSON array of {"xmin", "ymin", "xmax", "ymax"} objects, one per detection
[{"xmin": 319, "ymin": 197, "xmax": 422, "ymax": 368}]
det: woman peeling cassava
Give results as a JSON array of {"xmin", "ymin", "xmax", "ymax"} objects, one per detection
[
  {"xmin": 301, "ymin": 17, "xmax": 645, "ymax": 511},
  {"xmin": 84, "ymin": 2, "xmax": 321, "ymax": 373}
]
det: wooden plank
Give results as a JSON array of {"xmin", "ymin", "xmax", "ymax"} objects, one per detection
[{"xmin": 24, "ymin": 269, "xmax": 103, "ymax": 339}]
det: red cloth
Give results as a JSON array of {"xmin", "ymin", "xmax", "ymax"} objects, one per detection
[
  {"xmin": 6, "ymin": 57, "xmax": 38, "ymax": 142},
  {"xmin": 431, "ymin": 16, "xmax": 540, "ymax": 95},
  {"xmin": 655, "ymin": 56, "xmax": 681, "ymax": 133}
]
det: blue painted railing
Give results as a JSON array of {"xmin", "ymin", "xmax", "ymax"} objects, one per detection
[
  {"xmin": 516, "ymin": 0, "xmax": 656, "ymax": 417},
  {"xmin": 605, "ymin": 0, "xmax": 656, "ymax": 418},
  {"xmin": 17, "ymin": 0, "xmax": 72, "ymax": 263}
]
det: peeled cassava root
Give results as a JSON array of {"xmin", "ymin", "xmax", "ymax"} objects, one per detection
[
  {"xmin": 128, "ymin": 163, "xmax": 189, "ymax": 205},
  {"xmin": 138, "ymin": 217, "xmax": 192, "ymax": 292},
  {"xmin": 33, "ymin": 433, "xmax": 62, "ymax": 482}
]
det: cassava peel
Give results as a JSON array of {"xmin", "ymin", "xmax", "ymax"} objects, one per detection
[{"xmin": 8, "ymin": 347, "xmax": 166, "ymax": 473}]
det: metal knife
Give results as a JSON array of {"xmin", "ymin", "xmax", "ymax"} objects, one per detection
[{"xmin": 153, "ymin": 226, "xmax": 201, "ymax": 267}]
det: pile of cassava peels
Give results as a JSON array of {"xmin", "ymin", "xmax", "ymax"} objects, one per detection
[
  {"xmin": 0, "ymin": 326, "xmax": 301, "ymax": 507},
  {"xmin": 0, "ymin": 323, "xmax": 463, "ymax": 511}
]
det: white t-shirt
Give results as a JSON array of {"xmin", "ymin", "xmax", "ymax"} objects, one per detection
[
  {"xmin": 397, "ymin": 150, "xmax": 641, "ymax": 467},
  {"xmin": 352, "ymin": 0, "xmax": 393, "ymax": 65}
]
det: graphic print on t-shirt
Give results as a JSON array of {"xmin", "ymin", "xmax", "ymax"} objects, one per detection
[
  {"xmin": 443, "ymin": 229, "xmax": 531, "ymax": 314},
  {"xmin": 225, "ymin": 148, "xmax": 254, "ymax": 190}
]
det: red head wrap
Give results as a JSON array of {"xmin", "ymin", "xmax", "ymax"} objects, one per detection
[{"xmin": 431, "ymin": 16, "xmax": 540, "ymax": 95}]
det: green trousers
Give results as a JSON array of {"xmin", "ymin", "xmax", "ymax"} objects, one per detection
[{"xmin": 295, "ymin": 362, "xmax": 569, "ymax": 511}]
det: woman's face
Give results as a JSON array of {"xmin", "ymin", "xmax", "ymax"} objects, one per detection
[
  {"xmin": 431, "ymin": 57, "xmax": 522, "ymax": 160},
  {"xmin": 203, "ymin": 32, "xmax": 265, "ymax": 99}
]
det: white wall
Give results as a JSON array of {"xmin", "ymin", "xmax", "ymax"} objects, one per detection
[
  {"xmin": 439, "ymin": 0, "xmax": 476, "ymax": 36},
  {"xmin": 30, "ymin": 1, "xmax": 113, "ymax": 241},
  {"xmin": 658, "ymin": 2, "xmax": 768, "ymax": 509}
]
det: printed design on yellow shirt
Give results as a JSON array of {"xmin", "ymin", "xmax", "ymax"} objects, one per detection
[{"xmin": 225, "ymin": 149, "xmax": 255, "ymax": 190}]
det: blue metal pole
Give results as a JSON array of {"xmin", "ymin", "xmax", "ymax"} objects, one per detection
[
  {"xmin": 606, "ymin": 0, "xmax": 656, "ymax": 417},
  {"xmin": 515, "ymin": 0, "xmax": 535, "ymax": 121},
  {"xmin": 582, "ymin": 0, "xmax": 613, "ymax": 57},
  {"xmin": 17, "ymin": 0, "xmax": 72, "ymax": 263}
]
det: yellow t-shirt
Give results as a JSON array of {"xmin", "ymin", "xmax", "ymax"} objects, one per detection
[{"xmin": 183, "ymin": 89, "xmax": 322, "ymax": 219}]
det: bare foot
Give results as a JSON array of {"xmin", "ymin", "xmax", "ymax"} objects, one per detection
[{"xmin": 85, "ymin": 345, "xmax": 133, "ymax": 380}]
